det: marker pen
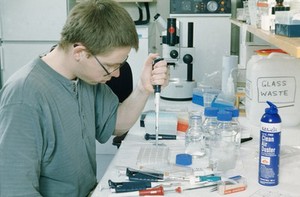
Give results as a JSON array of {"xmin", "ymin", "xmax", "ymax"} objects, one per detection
[{"xmin": 144, "ymin": 133, "xmax": 181, "ymax": 140}]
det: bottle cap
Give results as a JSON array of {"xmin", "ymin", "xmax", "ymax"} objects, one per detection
[
  {"xmin": 265, "ymin": 101, "xmax": 278, "ymax": 114},
  {"xmin": 261, "ymin": 101, "xmax": 281, "ymax": 123},
  {"xmin": 176, "ymin": 153, "xmax": 192, "ymax": 166},
  {"xmin": 217, "ymin": 111, "xmax": 232, "ymax": 121},
  {"xmin": 225, "ymin": 107, "xmax": 239, "ymax": 117},
  {"xmin": 204, "ymin": 107, "xmax": 219, "ymax": 117}
]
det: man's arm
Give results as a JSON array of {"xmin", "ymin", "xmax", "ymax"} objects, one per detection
[
  {"xmin": 0, "ymin": 104, "xmax": 42, "ymax": 196},
  {"xmin": 114, "ymin": 53, "xmax": 168, "ymax": 135}
]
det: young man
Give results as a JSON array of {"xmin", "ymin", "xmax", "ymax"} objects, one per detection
[{"xmin": 0, "ymin": 0, "xmax": 168, "ymax": 196}]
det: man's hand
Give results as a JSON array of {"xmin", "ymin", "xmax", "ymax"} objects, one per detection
[{"xmin": 138, "ymin": 53, "xmax": 169, "ymax": 94}]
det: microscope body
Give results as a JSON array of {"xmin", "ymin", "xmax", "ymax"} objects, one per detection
[{"xmin": 160, "ymin": 18, "xmax": 196, "ymax": 101}]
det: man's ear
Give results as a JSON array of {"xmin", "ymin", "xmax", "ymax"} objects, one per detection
[{"xmin": 73, "ymin": 44, "xmax": 86, "ymax": 61}]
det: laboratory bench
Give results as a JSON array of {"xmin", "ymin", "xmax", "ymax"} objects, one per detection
[{"xmin": 91, "ymin": 96, "xmax": 300, "ymax": 196}]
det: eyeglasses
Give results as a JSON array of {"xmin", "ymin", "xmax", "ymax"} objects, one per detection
[{"xmin": 93, "ymin": 55, "xmax": 128, "ymax": 77}]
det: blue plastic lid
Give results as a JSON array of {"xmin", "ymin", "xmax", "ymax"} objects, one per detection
[
  {"xmin": 204, "ymin": 107, "xmax": 219, "ymax": 117},
  {"xmin": 176, "ymin": 153, "xmax": 192, "ymax": 166},
  {"xmin": 265, "ymin": 101, "xmax": 278, "ymax": 114},
  {"xmin": 261, "ymin": 101, "xmax": 281, "ymax": 123},
  {"xmin": 217, "ymin": 111, "xmax": 232, "ymax": 121},
  {"xmin": 225, "ymin": 107, "xmax": 239, "ymax": 117}
]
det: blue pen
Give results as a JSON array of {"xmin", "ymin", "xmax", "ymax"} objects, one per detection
[
  {"xmin": 190, "ymin": 175, "xmax": 221, "ymax": 184},
  {"xmin": 199, "ymin": 175, "xmax": 221, "ymax": 182},
  {"xmin": 228, "ymin": 175, "xmax": 242, "ymax": 181}
]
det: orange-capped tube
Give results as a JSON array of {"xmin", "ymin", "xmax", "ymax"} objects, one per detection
[
  {"xmin": 177, "ymin": 119, "xmax": 189, "ymax": 132},
  {"xmin": 139, "ymin": 186, "xmax": 164, "ymax": 196}
]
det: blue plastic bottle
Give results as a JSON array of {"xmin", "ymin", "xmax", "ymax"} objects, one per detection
[{"xmin": 258, "ymin": 101, "xmax": 281, "ymax": 186}]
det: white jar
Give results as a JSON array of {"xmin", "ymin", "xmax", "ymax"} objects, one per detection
[{"xmin": 246, "ymin": 51, "xmax": 300, "ymax": 127}]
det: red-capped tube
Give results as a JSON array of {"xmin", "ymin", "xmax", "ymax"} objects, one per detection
[
  {"xmin": 175, "ymin": 187, "xmax": 182, "ymax": 193},
  {"xmin": 139, "ymin": 186, "xmax": 164, "ymax": 196}
]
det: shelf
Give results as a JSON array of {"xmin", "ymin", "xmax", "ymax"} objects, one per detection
[
  {"xmin": 231, "ymin": 19, "xmax": 300, "ymax": 58},
  {"xmin": 76, "ymin": 0, "xmax": 155, "ymax": 2}
]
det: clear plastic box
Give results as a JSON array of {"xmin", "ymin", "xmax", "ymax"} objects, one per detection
[{"xmin": 275, "ymin": 10, "xmax": 300, "ymax": 24}]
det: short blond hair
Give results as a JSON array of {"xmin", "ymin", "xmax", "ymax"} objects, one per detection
[{"xmin": 59, "ymin": 0, "xmax": 139, "ymax": 55}]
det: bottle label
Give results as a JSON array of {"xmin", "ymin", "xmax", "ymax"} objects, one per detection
[{"xmin": 259, "ymin": 122, "xmax": 281, "ymax": 186}]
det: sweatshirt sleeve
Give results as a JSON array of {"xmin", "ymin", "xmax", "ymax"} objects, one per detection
[
  {"xmin": 0, "ymin": 103, "xmax": 43, "ymax": 197},
  {"xmin": 94, "ymin": 84, "xmax": 119, "ymax": 144}
]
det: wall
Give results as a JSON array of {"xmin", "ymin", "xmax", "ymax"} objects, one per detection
[
  {"xmin": 119, "ymin": 1, "xmax": 170, "ymax": 54},
  {"xmin": 122, "ymin": 0, "xmax": 241, "ymax": 58},
  {"xmin": 72, "ymin": 0, "xmax": 241, "ymax": 56},
  {"xmin": 120, "ymin": 2, "xmax": 158, "ymax": 53}
]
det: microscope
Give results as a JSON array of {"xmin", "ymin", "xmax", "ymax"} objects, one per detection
[{"xmin": 156, "ymin": 16, "xmax": 197, "ymax": 101}]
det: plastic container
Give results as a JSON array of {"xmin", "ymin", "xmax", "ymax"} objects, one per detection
[
  {"xmin": 222, "ymin": 55, "xmax": 238, "ymax": 95},
  {"xmin": 144, "ymin": 111, "xmax": 178, "ymax": 135},
  {"xmin": 246, "ymin": 50, "xmax": 300, "ymax": 127},
  {"xmin": 258, "ymin": 101, "xmax": 281, "ymax": 186},
  {"xmin": 211, "ymin": 92, "xmax": 235, "ymax": 110},
  {"xmin": 192, "ymin": 87, "xmax": 220, "ymax": 107},
  {"xmin": 248, "ymin": 0, "xmax": 259, "ymax": 26},
  {"xmin": 275, "ymin": 10, "xmax": 300, "ymax": 24},
  {"xmin": 257, "ymin": 0, "xmax": 270, "ymax": 28}
]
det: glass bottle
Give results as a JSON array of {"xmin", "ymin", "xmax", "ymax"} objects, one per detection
[
  {"xmin": 202, "ymin": 107, "xmax": 219, "ymax": 150},
  {"xmin": 209, "ymin": 111, "xmax": 237, "ymax": 172},
  {"xmin": 185, "ymin": 112, "xmax": 206, "ymax": 158},
  {"xmin": 225, "ymin": 107, "xmax": 241, "ymax": 149},
  {"xmin": 257, "ymin": 0, "xmax": 269, "ymax": 28}
]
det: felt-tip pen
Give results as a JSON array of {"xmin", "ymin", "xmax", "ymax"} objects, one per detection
[
  {"xmin": 144, "ymin": 133, "xmax": 180, "ymax": 140},
  {"xmin": 241, "ymin": 137, "xmax": 253, "ymax": 143}
]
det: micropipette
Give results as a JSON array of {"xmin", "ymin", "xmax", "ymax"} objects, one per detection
[{"xmin": 152, "ymin": 57, "xmax": 164, "ymax": 146}]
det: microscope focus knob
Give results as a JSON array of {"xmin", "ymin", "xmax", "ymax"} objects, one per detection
[
  {"xmin": 170, "ymin": 50, "xmax": 179, "ymax": 59},
  {"xmin": 183, "ymin": 54, "xmax": 193, "ymax": 64}
]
